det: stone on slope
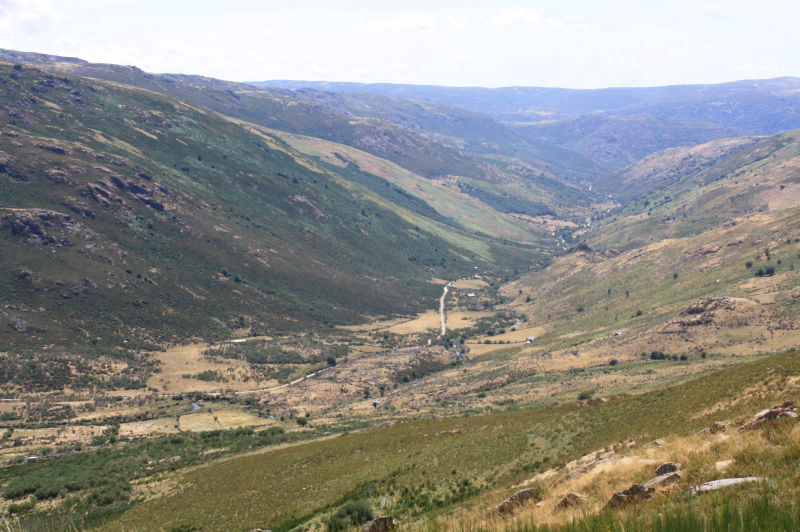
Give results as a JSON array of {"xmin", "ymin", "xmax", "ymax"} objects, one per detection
[
  {"xmin": 496, "ymin": 487, "xmax": 544, "ymax": 515},
  {"xmin": 554, "ymin": 492, "xmax": 585, "ymax": 511},
  {"xmin": 690, "ymin": 477, "xmax": 764, "ymax": 494},
  {"xmin": 604, "ymin": 484, "xmax": 654, "ymax": 510},
  {"xmin": 655, "ymin": 462, "xmax": 680, "ymax": 475},
  {"xmin": 363, "ymin": 516, "xmax": 397, "ymax": 532}
]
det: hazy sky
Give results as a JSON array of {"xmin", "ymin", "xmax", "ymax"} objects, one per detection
[{"xmin": 1, "ymin": 0, "xmax": 798, "ymax": 88}]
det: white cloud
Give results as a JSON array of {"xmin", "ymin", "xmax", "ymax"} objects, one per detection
[
  {"xmin": 358, "ymin": 12, "xmax": 438, "ymax": 31},
  {"xmin": 480, "ymin": 7, "xmax": 562, "ymax": 29},
  {"xmin": 0, "ymin": 0, "xmax": 66, "ymax": 32}
]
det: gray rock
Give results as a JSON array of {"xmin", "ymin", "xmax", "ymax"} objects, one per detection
[
  {"xmin": 363, "ymin": 516, "xmax": 397, "ymax": 532},
  {"xmin": 740, "ymin": 402, "xmax": 798, "ymax": 432},
  {"xmin": 710, "ymin": 421, "xmax": 727, "ymax": 434},
  {"xmin": 645, "ymin": 471, "xmax": 682, "ymax": 488},
  {"xmin": 604, "ymin": 484, "xmax": 654, "ymax": 510},
  {"xmin": 690, "ymin": 477, "xmax": 764, "ymax": 494},
  {"xmin": 554, "ymin": 492, "xmax": 585, "ymax": 511},
  {"xmin": 655, "ymin": 462, "xmax": 680, "ymax": 475},
  {"xmin": 496, "ymin": 487, "xmax": 544, "ymax": 514}
]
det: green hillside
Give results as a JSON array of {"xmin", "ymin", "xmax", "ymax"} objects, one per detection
[
  {"xmin": 0, "ymin": 49, "xmax": 596, "ymax": 207},
  {"xmin": 0, "ymin": 61, "xmax": 542, "ymax": 353}
]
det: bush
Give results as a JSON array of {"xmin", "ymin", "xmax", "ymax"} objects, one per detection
[
  {"xmin": 577, "ymin": 391, "xmax": 593, "ymax": 400},
  {"xmin": 609, "ymin": 359, "xmax": 619, "ymax": 366},
  {"xmin": 326, "ymin": 500, "xmax": 373, "ymax": 532}
]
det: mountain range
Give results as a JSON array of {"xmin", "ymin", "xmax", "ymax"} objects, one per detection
[{"xmin": 3, "ymin": 48, "xmax": 800, "ymax": 532}]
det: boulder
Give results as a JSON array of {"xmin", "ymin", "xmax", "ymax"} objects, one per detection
[
  {"xmin": 363, "ymin": 516, "xmax": 397, "ymax": 532},
  {"xmin": 496, "ymin": 487, "xmax": 543, "ymax": 515},
  {"xmin": 740, "ymin": 401, "xmax": 798, "ymax": 432},
  {"xmin": 9, "ymin": 317, "xmax": 29, "ymax": 333},
  {"xmin": 645, "ymin": 471, "xmax": 681, "ymax": 488},
  {"xmin": 655, "ymin": 462, "xmax": 680, "ymax": 475},
  {"xmin": 710, "ymin": 421, "xmax": 727, "ymax": 434},
  {"xmin": 690, "ymin": 477, "xmax": 764, "ymax": 494},
  {"xmin": 604, "ymin": 484, "xmax": 654, "ymax": 510},
  {"xmin": 643, "ymin": 439, "xmax": 663, "ymax": 448},
  {"xmin": 554, "ymin": 492, "xmax": 584, "ymax": 511}
]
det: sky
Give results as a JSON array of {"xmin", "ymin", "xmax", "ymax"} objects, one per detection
[{"xmin": 1, "ymin": 0, "xmax": 798, "ymax": 89}]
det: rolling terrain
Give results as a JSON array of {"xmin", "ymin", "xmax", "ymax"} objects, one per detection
[
  {"xmin": 0, "ymin": 59, "xmax": 549, "ymax": 357},
  {"xmin": 261, "ymin": 77, "xmax": 800, "ymax": 173},
  {"xmin": 2, "ymin": 51, "xmax": 800, "ymax": 532}
]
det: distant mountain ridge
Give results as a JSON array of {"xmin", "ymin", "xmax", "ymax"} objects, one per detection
[
  {"xmin": 257, "ymin": 77, "xmax": 800, "ymax": 170},
  {"xmin": 256, "ymin": 77, "xmax": 800, "ymax": 124}
]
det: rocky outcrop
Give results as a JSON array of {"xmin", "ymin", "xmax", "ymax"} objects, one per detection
[
  {"xmin": 9, "ymin": 317, "xmax": 29, "ymax": 333},
  {"xmin": 496, "ymin": 487, "xmax": 544, "ymax": 514},
  {"xmin": 0, "ymin": 208, "xmax": 97, "ymax": 245},
  {"xmin": 739, "ymin": 401, "xmax": 798, "ymax": 432},
  {"xmin": 554, "ymin": 492, "xmax": 584, "ymax": 511},
  {"xmin": 645, "ymin": 471, "xmax": 681, "ymax": 488},
  {"xmin": 655, "ymin": 462, "xmax": 680, "ymax": 475},
  {"xmin": 61, "ymin": 196, "xmax": 95, "ymax": 218},
  {"xmin": 604, "ymin": 484, "xmax": 654, "ymax": 510},
  {"xmin": 710, "ymin": 421, "xmax": 728, "ymax": 434},
  {"xmin": 690, "ymin": 477, "xmax": 764, "ymax": 494},
  {"xmin": 362, "ymin": 516, "xmax": 397, "ymax": 532},
  {"xmin": 661, "ymin": 297, "xmax": 759, "ymax": 333}
]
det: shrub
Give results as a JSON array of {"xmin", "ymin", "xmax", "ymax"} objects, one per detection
[
  {"xmin": 577, "ymin": 391, "xmax": 593, "ymax": 400},
  {"xmin": 326, "ymin": 500, "xmax": 373, "ymax": 532},
  {"xmin": 609, "ymin": 359, "xmax": 619, "ymax": 366}
]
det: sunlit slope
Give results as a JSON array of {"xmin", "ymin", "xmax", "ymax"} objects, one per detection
[
  {"xmin": 0, "ymin": 48, "xmax": 597, "ymax": 206},
  {"xmin": 591, "ymin": 129, "xmax": 800, "ymax": 250},
  {"xmin": 273, "ymin": 129, "xmax": 562, "ymax": 247},
  {"xmin": 0, "ymin": 62, "xmax": 541, "ymax": 349},
  {"xmin": 100, "ymin": 350, "xmax": 800, "ymax": 532}
]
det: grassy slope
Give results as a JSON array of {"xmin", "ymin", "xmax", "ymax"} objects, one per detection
[
  {"xmin": 0, "ymin": 61, "xmax": 541, "ymax": 350},
  {"xmin": 594, "ymin": 136, "xmax": 760, "ymax": 201},
  {"xmin": 274, "ymin": 130, "xmax": 557, "ymax": 247},
  {"xmin": 99, "ymin": 349, "xmax": 800, "ymax": 532},
  {"xmin": 0, "ymin": 49, "xmax": 596, "ymax": 210},
  {"xmin": 590, "ymin": 129, "xmax": 800, "ymax": 251},
  {"xmin": 515, "ymin": 114, "xmax": 744, "ymax": 171}
]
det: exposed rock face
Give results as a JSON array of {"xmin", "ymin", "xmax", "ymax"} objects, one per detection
[
  {"xmin": 645, "ymin": 471, "xmax": 681, "ymax": 488},
  {"xmin": 661, "ymin": 297, "xmax": 759, "ymax": 333},
  {"xmin": 554, "ymin": 492, "xmax": 584, "ymax": 511},
  {"xmin": 61, "ymin": 196, "xmax": 95, "ymax": 218},
  {"xmin": 496, "ymin": 487, "xmax": 543, "ymax": 514},
  {"xmin": 655, "ymin": 462, "xmax": 680, "ymax": 475},
  {"xmin": 9, "ymin": 317, "xmax": 29, "ymax": 333},
  {"xmin": 739, "ymin": 401, "xmax": 798, "ymax": 432},
  {"xmin": 0, "ymin": 208, "xmax": 97, "ymax": 245},
  {"xmin": 690, "ymin": 477, "xmax": 764, "ymax": 494},
  {"xmin": 362, "ymin": 516, "xmax": 397, "ymax": 532},
  {"xmin": 604, "ymin": 484, "xmax": 654, "ymax": 510},
  {"xmin": 710, "ymin": 421, "xmax": 728, "ymax": 434}
]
